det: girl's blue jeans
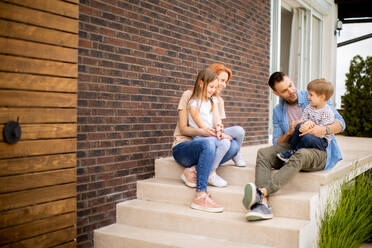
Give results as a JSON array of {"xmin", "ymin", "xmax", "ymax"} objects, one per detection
[{"xmin": 172, "ymin": 138, "xmax": 240, "ymax": 191}]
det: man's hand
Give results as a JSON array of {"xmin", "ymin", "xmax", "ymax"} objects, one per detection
[
  {"xmin": 299, "ymin": 120, "xmax": 315, "ymax": 133},
  {"xmin": 299, "ymin": 125, "xmax": 326, "ymax": 137},
  {"xmin": 287, "ymin": 120, "xmax": 303, "ymax": 136}
]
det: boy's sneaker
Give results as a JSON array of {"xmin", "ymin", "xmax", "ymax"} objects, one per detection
[
  {"xmin": 208, "ymin": 171, "xmax": 228, "ymax": 187},
  {"xmin": 277, "ymin": 150, "xmax": 295, "ymax": 163},
  {"xmin": 190, "ymin": 192, "xmax": 224, "ymax": 213},
  {"xmin": 181, "ymin": 166, "xmax": 196, "ymax": 188},
  {"xmin": 242, "ymin": 183, "xmax": 263, "ymax": 210},
  {"xmin": 245, "ymin": 202, "xmax": 273, "ymax": 221},
  {"xmin": 232, "ymin": 153, "xmax": 246, "ymax": 167}
]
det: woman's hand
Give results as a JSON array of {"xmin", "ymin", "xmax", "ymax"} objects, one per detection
[
  {"xmin": 199, "ymin": 127, "xmax": 216, "ymax": 137},
  {"xmin": 221, "ymin": 133, "xmax": 232, "ymax": 140}
]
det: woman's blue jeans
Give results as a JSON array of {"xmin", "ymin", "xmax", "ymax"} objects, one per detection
[
  {"xmin": 172, "ymin": 138, "xmax": 240, "ymax": 192},
  {"xmin": 223, "ymin": 126, "xmax": 245, "ymax": 148}
]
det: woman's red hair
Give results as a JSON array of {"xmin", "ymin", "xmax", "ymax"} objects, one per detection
[{"xmin": 208, "ymin": 63, "xmax": 232, "ymax": 84}]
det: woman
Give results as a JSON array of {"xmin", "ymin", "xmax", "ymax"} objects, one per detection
[
  {"xmin": 208, "ymin": 63, "xmax": 246, "ymax": 167},
  {"xmin": 172, "ymin": 64, "xmax": 244, "ymax": 213}
]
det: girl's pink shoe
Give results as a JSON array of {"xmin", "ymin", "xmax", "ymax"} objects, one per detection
[{"xmin": 190, "ymin": 192, "xmax": 224, "ymax": 213}]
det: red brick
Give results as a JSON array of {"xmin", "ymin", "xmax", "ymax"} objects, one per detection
[{"xmin": 77, "ymin": 0, "xmax": 270, "ymax": 247}]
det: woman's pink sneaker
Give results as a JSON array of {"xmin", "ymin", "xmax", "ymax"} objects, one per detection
[
  {"xmin": 190, "ymin": 192, "xmax": 224, "ymax": 213},
  {"xmin": 181, "ymin": 166, "xmax": 196, "ymax": 188}
]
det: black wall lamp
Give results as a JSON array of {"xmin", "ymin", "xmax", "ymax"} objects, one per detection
[{"xmin": 3, "ymin": 117, "xmax": 22, "ymax": 145}]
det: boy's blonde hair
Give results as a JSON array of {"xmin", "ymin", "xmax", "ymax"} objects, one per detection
[{"xmin": 307, "ymin": 79, "xmax": 334, "ymax": 100}]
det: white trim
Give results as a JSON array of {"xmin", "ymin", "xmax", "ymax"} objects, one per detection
[
  {"xmin": 281, "ymin": 1, "xmax": 292, "ymax": 11},
  {"xmin": 270, "ymin": 0, "xmax": 281, "ymax": 73},
  {"xmin": 269, "ymin": 0, "xmax": 281, "ymax": 142},
  {"xmin": 282, "ymin": 0, "xmax": 331, "ymax": 15},
  {"xmin": 297, "ymin": 0, "xmax": 331, "ymax": 15},
  {"xmin": 310, "ymin": 12, "xmax": 323, "ymax": 79},
  {"xmin": 305, "ymin": 8, "xmax": 311, "ymax": 86}
]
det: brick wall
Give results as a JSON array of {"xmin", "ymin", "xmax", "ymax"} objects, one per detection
[{"xmin": 77, "ymin": 0, "xmax": 271, "ymax": 247}]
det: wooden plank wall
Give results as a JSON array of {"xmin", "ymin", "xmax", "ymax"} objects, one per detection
[{"xmin": 0, "ymin": 0, "xmax": 78, "ymax": 247}]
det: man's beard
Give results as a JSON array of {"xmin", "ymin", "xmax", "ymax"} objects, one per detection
[{"xmin": 286, "ymin": 96, "xmax": 298, "ymax": 105}]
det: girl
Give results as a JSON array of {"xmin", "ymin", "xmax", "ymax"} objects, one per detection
[{"xmin": 187, "ymin": 69, "xmax": 232, "ymax": 187}]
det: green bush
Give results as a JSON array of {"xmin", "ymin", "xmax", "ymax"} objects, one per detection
[
  {"xmin": 318, "ymin": 171, "xmax": 372, "ymax": 248},
  {"xmin": 342, "ymin": 55, "xmax": 372, "ymax": 137}
]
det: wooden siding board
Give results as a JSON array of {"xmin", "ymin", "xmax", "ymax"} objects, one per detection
[
  {"xmin": 0, "ymin": 108, "xmax": 77, "ymax": 124},
  {"xmin": 0, "ymin": 20, "xmax": 78, "ymax": 48},
  {"xmin": 0, "ymin": 154, "xmax": 76, "ymax": 176},
  {"xmin": 5, "ymin": 0, "xmax": 79, "ymax": 19},
  {"xmin": 54, "ymin": 240, "xmax": 77, "ymax": 248},
  {"xmin": 0, "ymin": 1, "xmax": 78, "ymax": 246},
  {"xmin": 0, "ymin": 72, "xmax": 77, "ymax": 92},
  {"xmin": 0, "ymin": 2, "xmax": 78, "ymax": 33},
  {"xmin": 64, "ymin": 0, "xmax": 79, "ymax": 5},
  {"xmin": 0, "ymin": 212, "xmax": 76, "ymax": 245},
  {"xmin": 2, "ymin": 227, "xmax": 76, "ymax": 248},
  {"xmin": 0, "ymin": 90, "xmax": 77, "ymax": 107},
  {"xmin": 0, "ymin": 198, "xmax": 76, "ymax": 228},
  {"xmin": 0, "ymin": 183, "xmax": 76, "ymax": 211},
  {"xmin": 0, "ymin": 124, "xmax": 76, "ymax": 141},
  {"xmin": 0, "ymin": 139, "xmax": 76, "ymax": 159},
  {"xmin": 0, "ymin": 37, "xmax": 77, "ymax": 63},
  {"xmin": 0, "ymin": 168, "xmax": 76, "ymax": 193},
  {"xmin": 0, "ymin": 55, "xmax": 77, "ymax": 77}
]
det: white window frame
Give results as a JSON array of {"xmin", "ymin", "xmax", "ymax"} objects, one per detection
[
  {"xmin": 269, "ymin": 0, "xmax": 325, "ymax": 141},
  {"xmin": 269, "ymin": 0, "xmax": 281, "ymax": 142},
  {"xmin": 309, "ymin": 9, "xmax": 324, "ymax": 81}
]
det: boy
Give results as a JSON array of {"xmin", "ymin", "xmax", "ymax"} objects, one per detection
[{"xmin": 277, "ymin": 79, "xmax": 335, "ymax": 162}]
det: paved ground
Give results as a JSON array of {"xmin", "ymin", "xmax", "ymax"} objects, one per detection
[
  {"xmin": 335, "ymin": 135, "xmax": 372, "ymax": 164},
  {"xmin": 238, "ymin": 135, "xmax": 372, "ymax": 169}
]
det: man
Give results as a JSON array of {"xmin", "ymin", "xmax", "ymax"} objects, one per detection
[{"xmin": 242, "ymin": 72, "xmax": 345, "ymax": 221}]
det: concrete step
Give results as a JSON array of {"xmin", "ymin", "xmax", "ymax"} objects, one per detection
[
  {"xmin": 116, "ymin": 199, "xmax": 313, "ymax": 248},
  {"xmin": 155, "ymin": 140, "xmax": 372, "ymax": 193},
  {"xmin": 155, "ymin": 156, "xmax": 323, "ymax": 192},
  {"xmin": 94, "ymin": 223, "xmax": 274, "ymax": 248},
  {"xmin": 137, "ymin": 177, "xmax": 318, "ymax": 220}
]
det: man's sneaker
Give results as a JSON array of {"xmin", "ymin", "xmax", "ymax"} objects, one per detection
[
  {"xmin": 232, "ymin": 153, "xmax": 246, "ymax": 167},
  {"xmin": 181, "ymin": 166, "xmax": 196, "ymax": 188},
  {"xmin": 190, "ymin": 192, "xmax": 224, "ymax": 213},
  {"xmin": 242, "ymin": 183, "xmax": 263, "ymax": 210},
  {"xmin": 245, "ymin": 202, "xmax": 273, "ymax": 221},
  {"xmin": 208, "ymin": 171, "xmax": 228, "ymax": 187},
  {"xmin": 277, "ymin": 150, "xmax": 295, "ymax": 163}
]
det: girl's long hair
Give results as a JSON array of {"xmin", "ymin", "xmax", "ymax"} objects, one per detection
[{"xmin": 189, "ymin": 69, "xmax": 217, "ymax": 111}]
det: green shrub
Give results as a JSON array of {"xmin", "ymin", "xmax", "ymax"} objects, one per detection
[
  {"xmin": 342, "ymin": 55, "xmax": 372, "ymax": 137},
  {"xmin": 318, "ymin": 171, "xmax": 372, "ymax": 248}
]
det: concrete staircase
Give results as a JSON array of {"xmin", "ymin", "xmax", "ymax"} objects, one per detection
[{"xmin": 94, "ymin": 136, "xmax": 372, "ymax": 248}]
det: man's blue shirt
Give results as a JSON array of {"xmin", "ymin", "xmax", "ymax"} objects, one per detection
[{"xmin": 272, "ymin": 90, "xmax": 345, "ymax": 170}]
